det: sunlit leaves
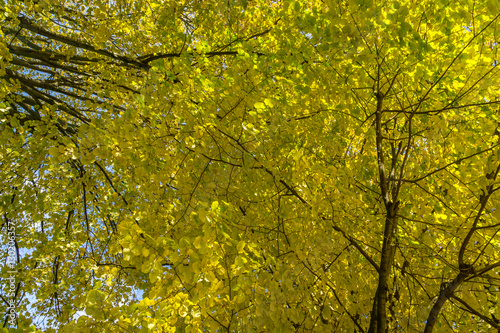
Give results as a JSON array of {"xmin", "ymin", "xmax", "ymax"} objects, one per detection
[{"xmin": 1, "ymin": 0, "xmax": 500, "ymax": 332}]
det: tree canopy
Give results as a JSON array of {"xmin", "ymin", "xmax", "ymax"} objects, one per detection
[{"xmin": 1, "ymin": 0, "xmax": 500, "ymax": 332}]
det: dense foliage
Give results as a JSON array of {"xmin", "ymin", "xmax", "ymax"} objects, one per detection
[{"xmin": 1, "ymin": 0, "xmax": 500, "ymax": 332}]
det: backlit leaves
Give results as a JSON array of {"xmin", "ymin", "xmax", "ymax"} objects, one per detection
[{"xmin": 1, "ymin": 0, "xmax": 500, "ymax": 332}]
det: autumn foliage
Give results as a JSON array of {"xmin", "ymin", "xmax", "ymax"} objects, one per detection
[{"xmin": 1, "ymin": 0, "xmax": 500, "ymax": 332}]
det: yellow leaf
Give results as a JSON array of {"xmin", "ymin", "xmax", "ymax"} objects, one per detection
[
  {"xmin": 264, "ymin": 98, "xmax": 274, "ymax": 107},
  {"xmin": 237, "ymin": 241, "xmax": 246, "ymax": 253},
  {"xmin": 254, "ymin": 102, "xmax": 265, "ymax": 109},
  {"xmin": 178, "ymin": 305, "xmax": 188, "ymax": 317}
]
